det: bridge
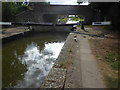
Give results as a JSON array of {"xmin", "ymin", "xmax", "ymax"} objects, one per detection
[
  {"xmin": 15, "ymin": 4, "xmax": 101, "ymax": 24},
  {"xmin": 14, "ymin": 4, "xmax": 101, "ymax": 31}
]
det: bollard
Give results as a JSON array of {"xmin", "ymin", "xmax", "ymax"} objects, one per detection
[{"xmin": 81, "ymin": 22, "xmax": 85, "ymax": 30}]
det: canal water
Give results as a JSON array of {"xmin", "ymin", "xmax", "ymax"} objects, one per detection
[{"xmin": 2, "ymin": 32, "xmax": 68, "ymax": 88}]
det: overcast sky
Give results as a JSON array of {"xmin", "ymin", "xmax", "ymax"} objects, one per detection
[
  {"xmin": 47, "ymin": 0, "xmax": 78, "ymax": 5},
  {"xmin": 1, "ymin": 0, "xmax": 120, "ymax": 3},
  {"xmin": 46, "ymin": 0, "xmax": 90, "ymax": 5}
]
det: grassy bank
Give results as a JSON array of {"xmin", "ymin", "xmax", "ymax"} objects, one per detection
[
  {"xmin": 88, "ymin": 26, "xmax": 119, "ymax": 88},
  {"xmin": 89, "ymin": 39, "xmax": 119, "ymax": 88}
]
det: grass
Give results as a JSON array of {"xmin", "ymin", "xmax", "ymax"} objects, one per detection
[
  {"xmin": 105, "ymin": 75, "xmax": 119, "ymax": 88},
  {"xmin": 84, "ymin": 25, "xmax": 111, "ymax": 28},
  {"xmin": 88, "ymin": 27, "xmax": 119, "ymax": 88},
  {"xmin": 104, "ymin": 52, "xmax": 119, "ymax": 88},
  {"xmin": 105, "ymin": 52, "xmax": 120, "ymax": 70}
]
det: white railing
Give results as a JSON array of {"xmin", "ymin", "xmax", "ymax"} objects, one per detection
[
  {"xmin": 92, "ymin": 22, "xmax": 111, "ymax": 25},
  {"xmin": 0, "ymin": 22, "xmax": 11, "ymax": 25}
]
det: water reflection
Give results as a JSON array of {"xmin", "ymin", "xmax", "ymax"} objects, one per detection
[
  {"xmin": 15, "ymin": 42, "xmax": 64, "ymax": 88},
  {"xmin": 2, "ymin": 33, "xmax": 68, "ymax": 88}
]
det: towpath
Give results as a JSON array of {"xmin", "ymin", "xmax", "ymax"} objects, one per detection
[
  {"xmin": 42, "ymin": 27, "xmax": 106, "ymax": 88},
  {"xmin": 0, "ymin": 27, "xmax": 29, "ymax": 39}
]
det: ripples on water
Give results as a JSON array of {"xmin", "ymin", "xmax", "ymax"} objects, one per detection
[{"xmin": 14, "ymin": 42, "xmax": 64, "ymax": 88}]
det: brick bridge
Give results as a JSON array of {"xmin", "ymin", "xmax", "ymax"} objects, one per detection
[
  {"xmin": 15, "ymin": 4, "xmax": 101, "ymax": 31},
  {"xmin": 16, "ymin": 4, "xmax": 101, "ymax": 24}
]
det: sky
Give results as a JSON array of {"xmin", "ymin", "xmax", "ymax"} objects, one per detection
[
  {"xmin": 47, "ymin": 0, "xmax": 89, "ymax": 5},
  {"xmin": 47, "ymin": 0, "xmax": 78, "ymax": 5},
  {"xmin": 2, "ymin": 0, "xmax": 120, "ymax": 2}
]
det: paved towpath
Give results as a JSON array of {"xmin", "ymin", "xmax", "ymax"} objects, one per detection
[
  {"xmin": 64, "ymin": 33, "xmax": 105, "ymax": 88},
  {"xmin": 77, "ymin": 34, "xmax": 105, "ymax": 88},
  {"xmin": 42, "ymin": 31, "xmax": 105, "ymax": 88}
]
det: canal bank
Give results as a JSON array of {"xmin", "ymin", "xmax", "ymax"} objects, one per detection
[
  {"xmin": 1, "ymin": 27, "xmax": 31, "ymax": 44},
  {"xmin": 41, "ymin": 31, "xmax": 105, "ymax": 88}
]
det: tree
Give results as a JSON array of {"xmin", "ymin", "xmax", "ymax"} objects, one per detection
[
  {"xmin": 2, "ymin": 2, "xmax": 29, "ymax": 22},
  {"xmin": 90, "ymin": 2, "xmax": 120, "ymax": 29}
]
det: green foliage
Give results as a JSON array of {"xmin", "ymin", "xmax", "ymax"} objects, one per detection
[
  {"xmin": 58, "ymin": 15, "xmax": 85, "ymax": 23},
  {"xmin": 58, "ymin": 18, "xmax": 68, "ymax": 22},
  {"xmin": 16, "ymin": 4, "xmax": 29, "ymax": 14},
  {"xmin": 70, "ymin": 17, "xmax": 79, "ymax": 21},
  {"xmin": 105, "ymin": 52, "xmax": 120, "ymax": 70},
  {"xmin": 2, "ymin": 2, "xmax": 29, "ymax": 21},
  {"xmin": 69, "ymin": 16, "xmax": 84, "ymax": 21}
]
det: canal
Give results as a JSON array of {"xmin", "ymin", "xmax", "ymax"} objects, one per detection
[{"xmin": 2, "ymin": 32, "xmax": 68, "ymax": 88}]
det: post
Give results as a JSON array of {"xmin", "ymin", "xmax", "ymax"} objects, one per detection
[{"xmin": 81, "ymin": 21, "xmax": 85, "ymax": 30}]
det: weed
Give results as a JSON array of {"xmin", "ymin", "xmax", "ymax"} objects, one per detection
[
  {"xmin": 69, "ymin": 49, "xmax": 72, "ymax": 53},
  {"xmin": 105, "ymin": 52, "xmax": 120, "ymax": 70},
  {"xmin": 59, "ymin": 60, "xmax": 73, "ymax": 69},
  {"xmin": 77, "ymin": 25, "xmax": 81, "ymax": 27},
  {"xmin": 105, "ymin": 75, "xmax": 119, "ymax": 88}
]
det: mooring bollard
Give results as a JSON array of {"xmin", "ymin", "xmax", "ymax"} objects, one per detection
[
  {"xmin": 71, "ymin": 25, "xmax": 77, "ymax": 32},
  {"xmin": 81, "ymin": 22, "xmax": 85, "ymax": 30},
  {"xmin": 74, "ymin": 35, "xmax": 77, "ymax": 42}
]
